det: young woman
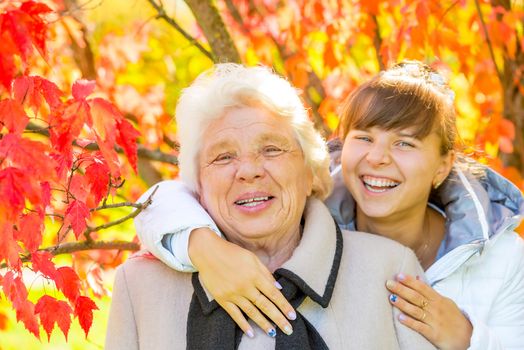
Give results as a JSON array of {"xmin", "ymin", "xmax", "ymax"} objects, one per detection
[{"xmin": 134, "ymin": 61, "xmax": 524, "ymax": 349}]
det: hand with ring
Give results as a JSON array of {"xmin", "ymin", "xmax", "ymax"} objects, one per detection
[{"xmin": 386, "ymin": 273, "xmax": 473, "ymax": 349}]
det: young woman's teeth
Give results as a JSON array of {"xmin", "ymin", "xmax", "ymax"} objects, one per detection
[
  {"xmin": 235, "ymin": 197, "xmax": 271, "ymax": 206},
  {"xmin": 362, "ymin": 176, "xmax": 399, "ymax": 193}
]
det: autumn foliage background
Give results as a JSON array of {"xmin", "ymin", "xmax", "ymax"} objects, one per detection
[{"xmin": 0, "ymin": 0, "xmax": 523, "ymax": 348}]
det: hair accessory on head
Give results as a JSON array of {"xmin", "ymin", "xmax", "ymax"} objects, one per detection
[
  {"xmin": 390, "ymin": 61, "xmax": 455, "ymax": 103},
  {"xmin": 429, "ymin": 72, "xmax": 445, "ymax": 86},
  {"xmin": 403, "ymin": 63, "xmax": 420, "ymax": 75}
]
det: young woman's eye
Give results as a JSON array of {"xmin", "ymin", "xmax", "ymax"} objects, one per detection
[
  {"xmin": 212, "ymin": 153, "xmax": 235, "ymax": 164},
  {"xmin": 397, "ymin": 141, "xmax": 415, "ymax": 148},
  {"xmin": 354, "ymin": 135, "xmax": 372, "ymax": 142},
  {"xmin": 262, "ymin": 145, "xmax": 284, "ymax": 157}
]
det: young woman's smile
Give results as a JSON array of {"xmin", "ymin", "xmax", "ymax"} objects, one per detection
[{"xmin": 342, "ymin": 126, "xmax": 451, "ymax": 221}]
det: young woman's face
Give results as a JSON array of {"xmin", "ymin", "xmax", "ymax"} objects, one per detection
[{"xmin": 341, "ymin": 126, "xmax": 453, "ymax": 222}]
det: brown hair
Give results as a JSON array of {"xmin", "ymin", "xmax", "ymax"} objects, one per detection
[{"xmin": 338, "ymin": 60, "xmax": 457, "ymax": 155}]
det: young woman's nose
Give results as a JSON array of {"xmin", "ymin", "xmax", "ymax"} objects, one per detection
[{"xmin": 366, "ymin": 142, "xmax": 391, "ymax": 166}]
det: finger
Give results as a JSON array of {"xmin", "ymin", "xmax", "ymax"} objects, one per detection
[
  {"xmin": 221, "ymin": 302, "xmax": 255, "ymax": 338},
  {"xmin": 386, "ymin": 279, "xmax": 426, "ymax": 309},
  {"xmin": 389, "ymin": 294, "xmax": 429, "ymax": 323},
  {"xmin": 395, "ymin": 273, "xmax": 435, "ymax": 299},
  {"xmin": 398, "ymin": 313, "xmax": 435, "ymax": 344},
  {"xmin": 257, "ymin": 278, "xmax": 296, "ymax": 321},
  {"xmin": 235, "ymin": 297, "xmax": 281, "ymax": 337},
  {"xmin": 248, "ymin": 292, "xmax": 293, "ymax": 335}
]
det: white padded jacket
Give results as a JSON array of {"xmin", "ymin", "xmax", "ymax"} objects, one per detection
[{"xmin": 135, "ymin": 162, "xmax": 524, "ymax": 349}]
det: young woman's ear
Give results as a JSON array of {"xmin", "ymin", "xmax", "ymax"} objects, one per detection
[{"xmin": 433, "ymin": 150, "xmax": 456, "ymax": 189}]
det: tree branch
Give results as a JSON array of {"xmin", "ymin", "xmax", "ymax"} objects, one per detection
[
  {"xmin": 61, "ymin": 1, "xmax": 97, "ymax": 79},
  {"xmin": 3, "ymin": 240, "xmax": 140, "ymax": 267},
  {"xmin": 84, "ymin": 185, "xmax": 158, "ymax": 241},
  {"xmin": 1, "ymin": 186, "xmax": 159, "ymax": 268},
  {"xmin": 146, "ymin": 0, "xmax": 214, "ymax": 61},
  {"xmin": 25, "ymin": 122, "xmax": 178, "ymax": 165},
  {"xmin": 371, "ymin": 15, "xmax": 385, "ymax": 71},
  {"xmin": 184, "ymin": 0, "xmax": 241, "ymax": 63},
  {"xmin": 225, "ymin": 2, "xmax": 330, "ymax": 136},
  {"xmin": 474, "ymin": 0, "xmax": 504, "ymax": 84}
]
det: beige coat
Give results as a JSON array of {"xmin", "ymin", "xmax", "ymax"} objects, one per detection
[{"xmin": 106, "ymin": 199, "xmax": 435, "ymax": 349}]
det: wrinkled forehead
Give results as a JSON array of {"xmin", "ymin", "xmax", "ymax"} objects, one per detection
[{"xmin": 199, "ymin": 108, "xmax": 300, "ymax": 154}]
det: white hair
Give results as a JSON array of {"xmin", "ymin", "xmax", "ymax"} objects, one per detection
[{"xmin": 176, "ymin": 63, "xmax": 332, "ymax": 199}]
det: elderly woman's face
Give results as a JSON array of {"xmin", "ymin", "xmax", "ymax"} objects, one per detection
[{"xmin": 198, "ymin": 106, "xmax": 313, "ymax": 244}]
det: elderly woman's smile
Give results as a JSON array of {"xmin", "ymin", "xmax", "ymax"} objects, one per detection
[{"xmin": 198, "ymin": 106, "xmax": 313, "ymax": 253}]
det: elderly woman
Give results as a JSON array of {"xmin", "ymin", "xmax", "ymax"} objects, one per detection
[{"xmin": 105, "ymin": 64, "xmax": 434, "ymax": 349}]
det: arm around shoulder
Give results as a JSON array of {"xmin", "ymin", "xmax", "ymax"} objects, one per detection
[{"xmin": 134, "ymin": 180, "xmax": 221, "ymax": 271}]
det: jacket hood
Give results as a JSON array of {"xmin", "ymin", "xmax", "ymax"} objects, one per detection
[
  {"xmin": 432, "ymin": 162, "xmax": 524, "ymax": 256},
  {"xmin": 325, "ymin": 159, "xmax": 524, "ymax": 257}
]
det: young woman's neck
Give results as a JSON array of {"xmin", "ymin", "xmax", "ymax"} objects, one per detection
[{"xmin": 355, "ymin": 205, "xmax": 445, "ymax": 269}]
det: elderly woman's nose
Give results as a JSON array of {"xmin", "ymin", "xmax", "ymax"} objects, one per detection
[
  {"xmin": 235, "ymin": 156, "xmax": 265, "ymax": 181},
  {"xmin": 366, "ymin": 142, "xmax": 391, "ymax": 166}
]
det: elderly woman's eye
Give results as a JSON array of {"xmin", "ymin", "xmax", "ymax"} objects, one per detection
[
  {"xmin": 212, "ymin": 153, "xmax": 235, "ymax": 164},
  {"xmin": 262, "ymin": 145, "xmax": 284, "ymax": 157}
]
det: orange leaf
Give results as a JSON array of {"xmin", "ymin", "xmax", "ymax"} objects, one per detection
[
  {"xmin": 0, "ymin": 99, "xmax": 29, "ymax": 134},
  {"xmin": 0, "ymin": 224, "xmax": 21, "ymax": 269}
]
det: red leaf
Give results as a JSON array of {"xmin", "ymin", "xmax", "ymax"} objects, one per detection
[
  {"xmin": 41, "ymin": 181, "xmax": 51, "ymax": 209},
  {"xmin": 74, "ymin": 296, "xmax": 98, "ymax": 337},
  {"xmin": 0, "ymin": 167, "xmax": 28, "ymax": 221},
  {"xmin": 35, "ymin": 295, "xmax": 72, "ymax": 341},
  {"xmin": 0, "ymin": 47, "xmax": 16, "ymax": 90},
  {"xmin": 0, "ymin": 223, "xmax": 21, "ymax": 268},
  {"xmin": 90, "ymin": 97, "xmax": 120, "ymax": 137},
  {"xmin": 64, "ymin": 200, "xmax": 90, "ymax": 238},
  {"xmin": 72, "ymin": 80, "xmax": 95, "ymax": 101},
  {"xmin": 85, "ymin": 161, "xmax": 110, "ymax": 205},
  {"xmin": 96, "ymin": 136, "xmax": 121, "ymax": 178},
  {"xmin": 31, "ymin": 251, "xmax": 57, "ymax": 279},
  {"xmin": 0, "ymin": 99, "xmax": 29, "ymax": 134},
  {"xmin": 13, "ymin": 76, "xmax": 62, "ymax": 112},
  {"xmin": 53, "ymin": 99, "xmax": 90, "ymax": 137},
  {"xmin": 3, "ymin": 12, "xmax": 34, "ymax": 60},
  {"xmin": 15, "ymin": 300, "xmax": 39, "ymax": 337},
  {"xmin": 1, "ymin": 271, "xmax": 27, "ymax": 307},
  {"xmin": 68, "ymin": 174, "xmax": 89, "ymax": 204},
  {"xmin": 0, "ymin": 133, "xmax": 56, "ymax": 181},
  {"xmin": 55, "ymin": 266, "xmax": 80, "ymax": 302},
  {"xmin": 50, "ymin": 151, "xmax": 74, "ymax": 181},
  {"xmin": 116, "ymin": 118, "xmax": 140, "ymax": 173},
  {"xmin": 20, "ymin": 1, "xmax": 53, "ymax": 16},
  {"xmin": 17, "ymin": 213, "xmax": 43, "ymax": 252},
  {"xmin": 3, "ymin": 1, "xmax": 51, "ymax": 60}
]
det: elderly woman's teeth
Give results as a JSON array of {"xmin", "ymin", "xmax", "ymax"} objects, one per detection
[
  {"xmin": 235, "ymin": 197, "xmax": 272, "ymax": 206},
  {"xmin": 362, "ymin": 176, "xmax": 399, "ymax": 193}
]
